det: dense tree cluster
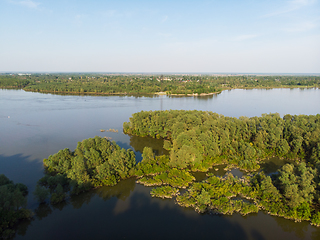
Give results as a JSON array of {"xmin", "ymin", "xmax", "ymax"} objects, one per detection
[
  {"xmin": 124, "ymin": 110, "xmax": 320, "ymax": 171},
  {"xmin": 1, "ymin": 74, "xmax": 319, "ymax": 95},
  {"xmin": 0, "ymin": 174, "xmax": 32, "ymax": 238},
  {"xmin": 135, "ymin": 147, "xmax": 195, "ymax": 188},
  {"xmin": 0, "ymin": 75, "xmax": 30, "ymax": 89},
  {"xmin": 36, "ymin": 136, "xmax": 136, "ymax": 203},
  {"xmin": 177, "ymin": 162, "xmax": 320, "ymax": 226}
]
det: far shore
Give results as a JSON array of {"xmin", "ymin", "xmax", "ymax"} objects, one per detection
[{"xmin": 13, "ymin": 85, "xmax": 319, "ymax": 97}]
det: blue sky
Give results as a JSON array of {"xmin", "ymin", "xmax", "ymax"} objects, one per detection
[{"xmin": 0, "ymin": 0, "xmax": 319, "ymax": 73}]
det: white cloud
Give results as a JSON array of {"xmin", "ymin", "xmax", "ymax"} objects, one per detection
[
  {"xmin": 74, "ymin": 14, "xmax": 88, "ymax": 27},
  {"xmin": 233, "ymin": 34, "xmax": 258, "ymax": 41},
  {"xmin": 19, "ymin": 0, "xmax": 39, "ymax": 8},
  {"xmin": 262, "ymin": 0, "xmax": 316, "ymax": 17},
  {"xmin": 290, "ymin": 0, "xmax": 316, "ymax": 6},
  {"xmin": 162, "ymin": 15, "xmax": 168, "ymax": 23},
  {"xmin": 8, "ymin": 0, "xmax": 41, "ymax": 9}
]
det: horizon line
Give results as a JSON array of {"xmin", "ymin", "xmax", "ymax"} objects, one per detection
[{"xmin": 1, "ymin": 71, "xmax": 320, "ymax": 76}]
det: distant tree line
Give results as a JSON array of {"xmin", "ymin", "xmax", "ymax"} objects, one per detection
[{"xmin": 0, "ymin": 74, "xmax": 319, "ymax": 95}]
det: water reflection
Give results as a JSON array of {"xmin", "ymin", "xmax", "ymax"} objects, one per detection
[
  {"xmin": 192, "ymin": 165, "xmax": 245, "ymax": 182},
  {"xmin": 260, "ymin": 157, "xmax": 292, "ymax": 175},
  {"xmin": 34, "ymin": 204, "xmax": 52, "ymax": 220},
  {"xmin": 129, "ymin": 135, "xmax": 169, "ymax": 157},
  {"xmin": 11, "ymin": 174, "xmax": 320, "ymax": 240},
  {"xmin": 11, "ymin": 178, "xmax": 136, "ymax": 239},
  {"xmin": 227, "ymin": 168, "xmax": 244, "ymax": 178},
  {"xmin": 311, "ymin": 229, "xmax": 320, "ymax": 240},
  {"xmin": 273, "ymin": 214, "xmax": 311, "ymax": 239},
  {"xmin": 95, "ymin": 177, "xmax": 136, "ymax": 201}
]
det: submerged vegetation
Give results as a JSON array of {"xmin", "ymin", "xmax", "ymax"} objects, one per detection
[
  {"xmin": 0, "ymin": 174, "xmax": 33, "ymax": 239},
  {"xmin": 0, "ymin": 74, "xmax": 319, "ymax": 95}
]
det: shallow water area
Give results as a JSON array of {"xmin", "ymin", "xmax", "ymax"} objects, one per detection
[{"xmin": 260, "ymin": 157, "xmax": 293, "ymax": 175}]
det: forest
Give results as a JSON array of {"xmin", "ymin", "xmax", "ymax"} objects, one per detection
[
  {"xmin": 123, "ymin": 110, "xmax": 320, "ymax": 171},
  {"xmin": 0, "ymin": 74, "xmax": 319, "ymax": 95}
]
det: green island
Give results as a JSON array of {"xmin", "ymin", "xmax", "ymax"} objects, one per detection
[
  {"xmin": 35, "ymin": 137, "xmax": 136, "ymax": 204},
  {"xmin": 21, "ymin": 110, "xmax": 320, "ymax": 232},
  {"xmin": 0, "ymin": 74, "xmax": 319, "ymax": 95},
  {"xmin": 0, "ymin": 174, "xmax": 33, "ymax": 239},
  {"xmin": 123, "ymin": 110, "xmax": 320, "ymax": 226}
]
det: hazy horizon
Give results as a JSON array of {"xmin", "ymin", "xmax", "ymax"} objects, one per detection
[{"xmin": 1, "ymin": 71, "xmax": 320, "ymax": 76}]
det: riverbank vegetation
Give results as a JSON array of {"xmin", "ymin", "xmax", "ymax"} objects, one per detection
[
  {"xmin": 0, "ymin": 174, "xmax": 33, "ymax": 239},
  {"xmin": 0, "ymin": 74, "xmax": 319, "ymax": 95},
  {"xmin": 35, "ymin": 136, "xmax": 136, "ymax": 204}
]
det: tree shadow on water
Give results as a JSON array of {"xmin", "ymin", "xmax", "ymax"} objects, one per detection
[
  {"xmin": 11, "ymin": 177, "xmax": 136, "ymax": 239},
  {"xmin": 118, "ymin": 190, "xmax": 250, "ymax": 240},
  {"xmin": 128, "ymin": 135, "xmax": 169, "ymax": 156}
]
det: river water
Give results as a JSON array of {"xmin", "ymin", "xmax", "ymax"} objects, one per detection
[{"xmin": 0, "ymin": 88, "xmax": 319, "ymax": 240}]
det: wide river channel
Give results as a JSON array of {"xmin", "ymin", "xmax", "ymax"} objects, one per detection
[{"xmin": 0, "ymin": 88, "xmax": 320, "ymax": 240}]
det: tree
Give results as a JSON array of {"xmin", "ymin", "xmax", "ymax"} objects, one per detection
[
  {"xmin": 277, "ymin": 163, "xmax": 316, "ymax": 208},
  {"xmin": 142, "ymin": 147, "xmax": 155, "ymax": 163},
  {"xmin": 33, "ymin": 185, "xmax": 50, "ymax": 203}
]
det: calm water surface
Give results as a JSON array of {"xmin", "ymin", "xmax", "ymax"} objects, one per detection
[{"xmin": 0, "ymin": 88, "xmax": 319, "ymax": 240}]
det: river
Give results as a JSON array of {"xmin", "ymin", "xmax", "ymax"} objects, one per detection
[{"xmin": 0, "ymin": 88, "xmax": 319, "ymax": 239}]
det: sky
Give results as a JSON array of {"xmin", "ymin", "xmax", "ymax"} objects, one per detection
[{"xmin": 0, "ymin": 0, "xmax": 319, "ymax": 73}]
